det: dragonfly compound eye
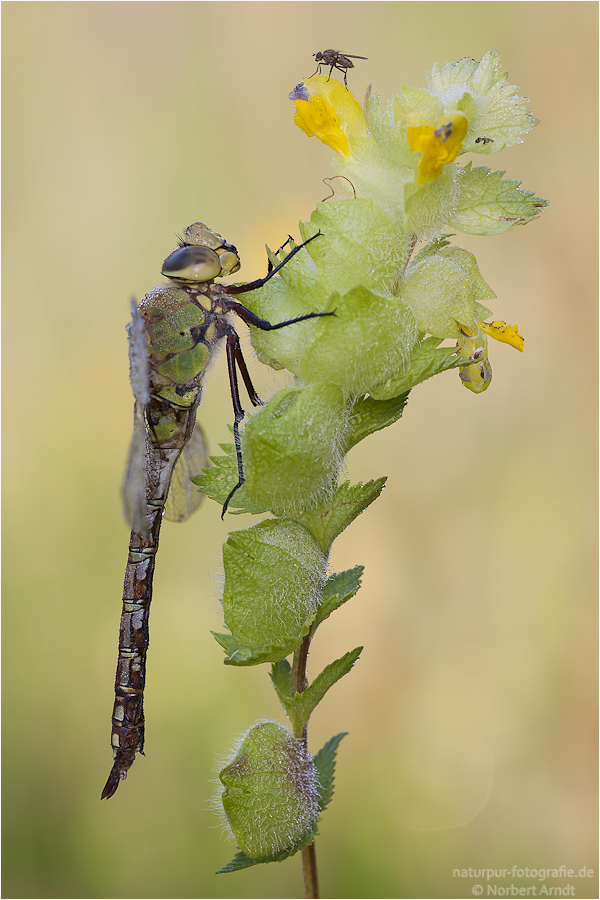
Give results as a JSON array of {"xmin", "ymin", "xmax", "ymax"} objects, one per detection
[{"xmin": 161, "ymin": 245, "xmax": 222, "ymax": 283}]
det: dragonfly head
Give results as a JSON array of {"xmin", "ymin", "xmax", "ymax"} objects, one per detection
[{"xmin": 162, "ymin": 222, "xmax": 241, "ymax": 283}]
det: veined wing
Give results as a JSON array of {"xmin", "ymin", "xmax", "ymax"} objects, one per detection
[
  {"xmin": 122, "ymin": 299, "xmax": 151, "ymax": 536},
  {"xmin": 164, "ymin": 421, "xmax": 208, "ymax": 523}
]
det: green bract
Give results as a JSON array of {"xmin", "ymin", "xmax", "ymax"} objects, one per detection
[
  {"xmin": 219, "ymin": 721, "xmax": 319, "ymax": 861},
  {"xmin": 299, "ymin": 283, "xmax": 417, "ymax": 395},
  {"xmin": 401, "ymin": 247, "xmax": 494, "ymax": 339},
  {"xmin": 217, "ymin": 519, "xmax": 326, "ymax": 664},
  {"xmin": 243, "ymin": 383, "xmax": 349, "ymax": 513}
]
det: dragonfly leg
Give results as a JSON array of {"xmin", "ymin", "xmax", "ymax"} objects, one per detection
[
  {"xmin": 227, "ymin": 231, "xmax": 322, "ymax": 295},
  {"xmin": 222, "ymin": 332, "xmax": 250, "ymax": 517},
  {"xmin": 227, "ymin": 299, "xmax": 335, "ymax": 333},
  {"xmin": 267, "ymin": 235, "xmax": 294, "ymax": 273},
  {"xmin": 233, "ymin": 335, "xmax": 262, "ymax": 408}
]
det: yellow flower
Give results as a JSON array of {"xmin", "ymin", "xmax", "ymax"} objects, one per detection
[
  {"xmin": 479, "ymin": 319, "xmax": 524, "ymax": 352},
  {"xmin": 457, "ymin": 319, "xmax": 523, "ymax": 393},
  {"xmin": 289, "ymin": 76, "xmax": 368, "ymax": 158},
  {"xmin": 407, "ymin": 111, "xmax": 469, "ymax": 183}
]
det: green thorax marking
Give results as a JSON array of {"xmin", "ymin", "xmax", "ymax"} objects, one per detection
[{"xmin": 140, "ymin": 283, "xmax": 229, "ymax": 391}]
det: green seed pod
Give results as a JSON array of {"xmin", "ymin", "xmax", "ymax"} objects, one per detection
[
  {"xmin": 222, "ymin": 519, "xmax": 326, "ymax": 652},
  {"xmin": 243, "ymin": 382, "xmax": 349, "ymax": 514},
  {"xmin": 219, "ymin": 721, "xmax": 319, "ymax": 861}
]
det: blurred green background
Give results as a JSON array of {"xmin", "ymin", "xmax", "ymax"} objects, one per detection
[{"xmin": 3, "ymin": 3, "xmax": 597, "ymax": 898}]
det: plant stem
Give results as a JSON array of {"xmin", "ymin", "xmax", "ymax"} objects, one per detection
[
  {"xmin": 301, "ymin": 842, "xmax": 320, "ymax": 899},
  {"xmin": 292, "ymin": 633, "xmax": 320, "ymax": 898},
  {"xmin": 292, "ymin": 634, "xmax": 310, "ymax": 718}
]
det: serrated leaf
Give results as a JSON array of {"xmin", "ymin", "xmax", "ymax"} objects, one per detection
[
  {"xmin": 427, "ymin": 51, "xmax": 538, "ymax": 152},
  {"xmin": 314, "ymin": 566, "xmax": 364, "ymax": 629},
  {"xmin": 212, "ymin": 614, "xmax": 316, "ymax": 667},
  {"xmin": 290, "ymin": 648, "xmax": 362, "ymax": 729},
  {"xmin": 314, "ymin": 733, "xmax": 348, "ymax": 814},
  {"xmin": 393, "ymin": 84, "xmax": 442, "ymax": 128},
  {"xmin": 369, "ymin": 337, "xmax": 463, "ymax": 400},
  {"xmin": 362, "ymin": 87, "xmax": 410, "ymax": 166},
  {"xmin": 413, "ymin": 235, "xmax": 455, "ymax": 262},
  {"xmin": 269, "ymin": 659, "xmax": 294, "ymax": 712},
  {"xmin": 191, "ymin": 443, "xmax": 269, "ymax": 515},
  {"xmin": 216, "ymin": 822, "xmax": 319, "ymax": 873},
  {"xmin": 298, "ymin": 480, "xmax": 386, "ymax": 553},
  {"xmin": 451, "ymin": 163, "xmax": 548, "ymax": 236},
  {"xmin": 216, "ymin": 851, "xmax": 259, "ymax": 874},
  {"xmin": 346, "ymin": 392, "xmax": 410, "ymax": 450}
]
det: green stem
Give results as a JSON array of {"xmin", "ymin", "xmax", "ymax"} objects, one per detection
[
  {"xmin": 292, "ymin": 633, "xmax": 319, "ymax": 898},
  {"xmin": 301, "ymin": 842, "xmax": 320, "ymax": 899},
  {"xmin": 291, "ymin": 633, "xmax": 310, "ymax": 731}
]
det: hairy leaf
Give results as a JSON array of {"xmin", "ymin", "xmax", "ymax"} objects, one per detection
[
  {"xmin": 299, "ymin": 480, "xmax": 386, "ymax": 553},
  {"xmin": 451, "ymin": 164, "xmax": 548, "ymax": 236},
  {"xmin": 290, "ymin": 648, "xmax": 363, "ymax": 729},
  {"xmin": 314, "ymin": 733, "xmax": 348, "ymax": 813},
  {"xmin": 314, "ymin": 567, "xmax": 364, "ymax": 629},
  {"xmin": 191, "ymin": 443, "xmax": 269, "ymax": 515},
  {"xmin": 346, "ymin": 392, "xmax": 410, "ymax": 449},
  {"xmin": 270, "ymin": 659, "xmax": 294, "ymax": 711}
]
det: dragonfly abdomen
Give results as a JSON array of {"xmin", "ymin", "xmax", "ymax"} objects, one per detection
[{"xmin": 102, "ymin": 470, "xmax": 167, "ymax": 799}]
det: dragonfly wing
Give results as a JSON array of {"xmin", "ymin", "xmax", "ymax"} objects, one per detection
[
  {"xmin": 127, "ymin": 298, "xmax": 150, "ymax": 408},
  {"xmin": 122, "ymin": 300, "xmax": 151, "ymax": 535},
  {"xmin": 122, "ymin": 416, "xmax": 150, "ymax": 534},
  {"xmin": 164, "ymin": 421, "xmax": 209, "ymax": 523}
]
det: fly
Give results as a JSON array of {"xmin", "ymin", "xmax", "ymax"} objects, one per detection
[{"xmin": 312, "ymin": 49, "xmax": 368, "ymax": 86}]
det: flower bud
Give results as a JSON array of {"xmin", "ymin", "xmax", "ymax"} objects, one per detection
[
  {"xmin": 222, "ymin": 519, "xmax": 326, "ymax": 652},
  {"xmin": 243, "ymin": 383, "xmax": 348, "ymax": 514},
  {"xmin": 219, "ymin": 721, "xmax": 320, "ymax": 860}
]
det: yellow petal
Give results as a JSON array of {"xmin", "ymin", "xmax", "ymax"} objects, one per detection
[
  {"xmin": 479, "ymin": 320, "xmax": 524, "ymax": 352},
  {"xmin": 290, "ymin": 76, "xmax": 367, "ymax": 158},
  {"xmin": 293, "ymin": 98, "xmax": 351, "ymax": 157},
  {"xmin": 406, "ymin": 125, "xmax": 435, "ymax": 152},
  {"xmin": 408, "ymin": 110, "xmax": 469, "ymax": 183}
]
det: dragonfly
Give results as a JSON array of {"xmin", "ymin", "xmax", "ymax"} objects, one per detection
[
  {"xmin": 102, "ymin": 223, "xmax": 329, "ymax": 799},
  {"xmin": 312, "ymin": 49, "xmax": 368, "ymax": 87}
]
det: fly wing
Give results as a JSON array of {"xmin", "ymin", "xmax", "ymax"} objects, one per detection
[
  {"xmin": 122, "ymin": 299, "xmax": 151, "ymax": 535},
  {"xmin": 164, "ymin": 420, "xmax": 208, "ymax": 523}
]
